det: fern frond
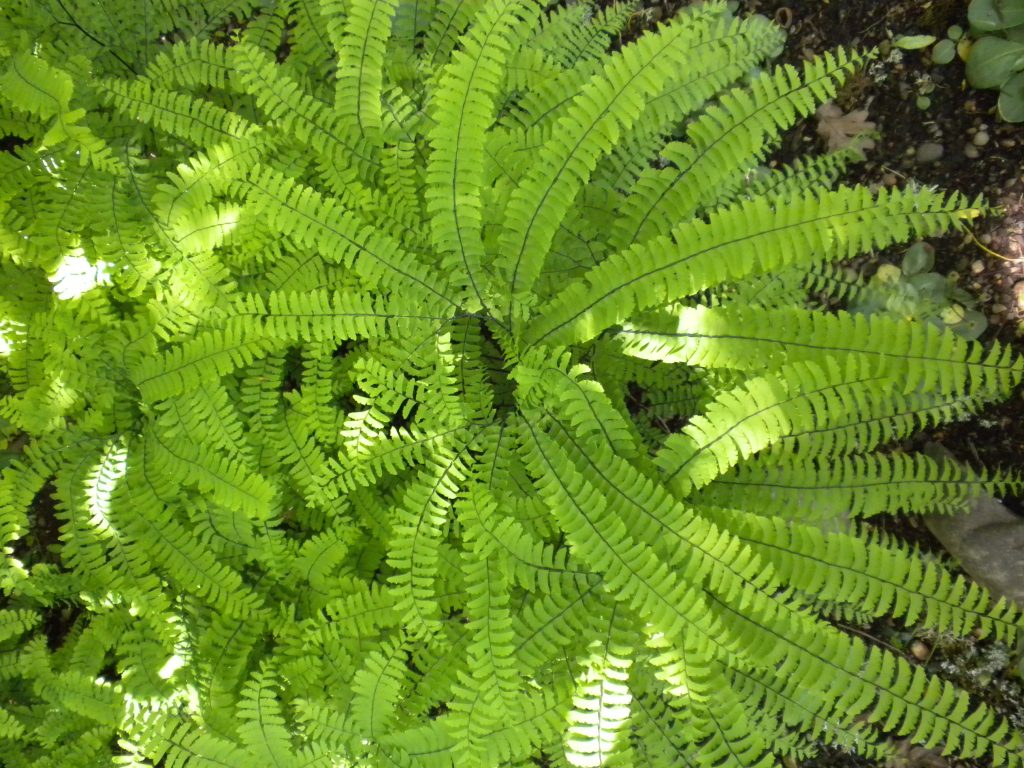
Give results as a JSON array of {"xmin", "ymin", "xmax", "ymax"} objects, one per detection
[
  {"xmin": 144, "ymin": 38, "xmax": 237, "ymax": 91},
  {"xmin": 426, "ymin": 2, "xmax": 541, "ymax": 313},
  {"xmin": 534, "ymin": 2, "xmax": 637, "ymax": 69},
  {"xmin": 238, "ymin": 165, "xmax": 456, "ymax": 311},
  {"xmin": 228, "ymin": 42, "xmax": 381, "ymax": 183},
  {"xmin": 333, "ymin": 0, "xmax": 399, "ymax": 147},
  {"xmin": 0, "ymin": 52, "xmax": 74, "ymax": 119},
  {"xmin": 528, "ymin": 186, "xmax": 986, "ymax": 347},
  {"xmin": 718, "ymin": 508, "xmax": 1023, "ymax": 641},
  {"xmin": 611, "ymin": 49, "xmax": 867, "ymax": 250},
  {"xmin": 350, "ymin": 635, "xmax": 408, "ymax": 743},
  {"xmin": 236, "ymin": 663, "xmax": 297, "ymax": 766},
  {"xmin": 500, "ymin": 14, "xmax": 781, "ymax": 322},
  {"xmin": 702, "ymin": 449, "xmax": 1024, "ymax": 520},
  {"xmin": 563, "ymin": 605, "xmax": 636, "ymax": 768},
  {"xmin": 654, "ymin": 358, "xmax": 881, "ymax": 497},
  {"xmin": 618, "ymin": 304, "xmax": 1022, "ymax": 396},
  {"xmin": 387, "ymin": 449, "xmax": 467, "ymax": 639},
  {"xmin": 98, "ymin": 78, "xmax": 258, "ymax": 146}
]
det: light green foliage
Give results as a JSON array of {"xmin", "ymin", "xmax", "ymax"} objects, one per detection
[
  {"xmin": 0, "ymin": 1, "xmax": 1023, "ymax": 766},
  {"xmin": 967, "ymin": 0, "xmax": 1024, "ymax": 121}
]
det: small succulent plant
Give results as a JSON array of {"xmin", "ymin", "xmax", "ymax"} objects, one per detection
[{"xmin": 850, "ymin": 242, "xmax": 989, "ymax": 340}]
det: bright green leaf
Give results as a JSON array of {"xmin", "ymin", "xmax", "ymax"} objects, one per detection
[
  {"xmin": 969, "ymin": 0, "xmax": 1024, "ymax": 32},
  {"xmin": 932, "ymin": 38, "xmax": 957, "ymax": 64},
  {"xmin": 894, "ymin": 34, "xmax": 938, "ymax": 50},
  {"xmin": 998, "ymin": 70, "xmax": 1024, "ymax": 120},
  {"xmin": 965, "ymin": 35, "xmax": 1024, "ymax": 87},
  {"xmin": 902, "ymin": 243, "xmax": 935, "ymax": 275}
]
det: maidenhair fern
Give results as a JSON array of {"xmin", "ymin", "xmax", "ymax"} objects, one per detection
[{"xmin": 1, "ymin": 1, "xmax": 1023, "ymax": 766}]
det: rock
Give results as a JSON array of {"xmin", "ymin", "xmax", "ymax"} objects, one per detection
[
  {"xmin": 923, "ymin": 444, "xmax": 1024, "ymax": 606},
  {"xmin": 964, "ymin": 144, "xmax": 980, "ymax": 159},
  {"xmin": 1014, "ymin": 280, "xmax": 1024, "ymax": 310},
  {"xmin": 910, "ymin": 641, "xmax": 931, "ymax": 661},
  {"xmin": 973, "ymin": 131, "xmax": 990, "ymax": 147},
  {"xmin": 991, "ymin": 303, "xmax": 1007, "ymax": 314},
  {"xmin": 971, "ymin": 259, "xmax": 985, "ymax": 274},
  {"xmin": 915, "ymin": 142, "xmax": 944, "ymax": 163}
]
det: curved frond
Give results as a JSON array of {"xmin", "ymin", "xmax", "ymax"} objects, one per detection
[{"xmin": 527, "ymin": 186, "xmax": 986, "ymax": 347}]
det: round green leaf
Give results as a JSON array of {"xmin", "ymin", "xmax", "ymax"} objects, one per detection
[
  {"xmin": 908, "ymin": 273, "xmax": 948, "ymax": 301},
  {"xmin": 902, "ymin": 242, "xmax": 936, "ymax": 275},
  {"xmin": 886, "ymin": 283, "xmax": 921, "ymax": 318},
  {"xmin": 969, "ymin": 0, "xmax": 1024, "ymax": 32},
  {"xmin": 952, "ymin": 309, "xmax": 989, "ymax": 340},
  {"xmin": 965, "ymin": 35, "xmax": 1024, "ymax": 88},
  {"xmin": 895, "ymin": 34, "xmax": 938, "ymax": 50},
  {"xmin": 948, "ymin": 24, "xmax": 965, "ymax": 40},
  {"xmin": 950, "ymin": 287, "xmax": 975, "ymax": 304},
  {"xmin": 932, "ymin": 38, "xmax": 957, "ymax": 64},
  {"xmin": 998, "ymin": 70, "xmax": 1024, "ymax": 120}
]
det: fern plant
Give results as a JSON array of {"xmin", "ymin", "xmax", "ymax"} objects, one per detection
[{"xmin": 1, "ymin": 1, "xmax": 1024, "ymax": 766}]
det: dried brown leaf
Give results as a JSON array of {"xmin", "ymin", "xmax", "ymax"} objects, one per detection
[{"xmin": 816, "ymin": 102, "xmax": 877, "ymax": 157}]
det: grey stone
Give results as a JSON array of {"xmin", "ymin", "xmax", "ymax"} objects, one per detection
[
  {"xmin": 915, "ymin": 142, "xmax": 944, "ymax": 164},
  {"xmin": 923, "ymin": 443, "xmax": 1024, "ymax": 606}
]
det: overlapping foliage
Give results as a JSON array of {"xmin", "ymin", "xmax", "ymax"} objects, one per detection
[{"xmin": 1, "ymin": 1, "xmax": 1023, "ymax": 766}]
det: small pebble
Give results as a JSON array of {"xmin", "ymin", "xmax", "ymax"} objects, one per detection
[
  {"xmin": 973, "ymin": 131, "xmax": 990, "ymax": 147},
  {"xmin": 915, "ymin": 142, "xmax": 944, "ymax": 164},
  {"xmin": 1014, "ymin": 280, "xmax": 1024, "ymax": 310},
  {"xmin": 992, "ymin": 303, "xmax": 1007, "ymax": 314},
  {"xmin": 971, "ymin": 260, "xmax": 985, "ymax": 274},
  {"xmin": 980, "ymin": 233, "xmax": 993, "ymax": 245},
  {"xmin": 881, "ymin": 172, "xmax": 898, "ymax": 186},
  {"xmin": 910, "ymin": 640, "xmax": 930, "ymax": 661},
  {"xmin": 964, "ymin": 144, "xmax": 980, "ymax": 159}
]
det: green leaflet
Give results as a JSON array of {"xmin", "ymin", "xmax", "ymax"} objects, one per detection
[{"xmin": 2, "ymin": 1, "xmax": 1024, "ymax": 767}]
